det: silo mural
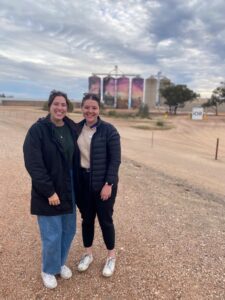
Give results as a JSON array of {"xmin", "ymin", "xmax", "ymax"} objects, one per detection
[
  {"xmin": 117, "ymin": 76, "xmax": 129, "ymax": 108},
  {"xmin": 88, "ymin": 76, "xmax": 101, "ymax": 98},
  {"xmin": 131, "ymin": 77, "xmax": 144, "ymax": 108},
  {"xmin": 103, "ymin": 76, "xmax": 115, "ymax": 106}
]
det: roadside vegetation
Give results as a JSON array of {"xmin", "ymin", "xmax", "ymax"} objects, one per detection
[
  {"xmin": 160, "ymin": 83, "xmax": 198, "ymax": 114},
  {"xmin": 100, "ymin": 104, "xmax": 150, "ymax": 119},
  {"xmin": 131, "ymin": 119, "xmax": 173, "ymax": 131},
  {"xmin": 202, "ymin": 82, "xmax": 225, "ymax": 116}
]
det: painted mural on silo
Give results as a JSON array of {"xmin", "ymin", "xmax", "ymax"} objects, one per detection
[
  {"xmin": 131, "ymin": 77, "xmax": 144, "ymax": 108},
  {"xmin": 88, "ymin": 76, "xmax": 101, "ymax": 98},
  {"xmin": 103, "ymin": 76, "xmax": 115, "ymax": 106},
  {"xmin": 117, "ymin": 76, "xmax": 129, "ymax": 108}
]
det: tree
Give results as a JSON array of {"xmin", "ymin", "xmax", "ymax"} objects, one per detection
[
  {"xmin": 202, "ymin": 82, "xmax": 225, "ymax": 116},
  {"xmin": 160, "ymin": 84, "xmax": 198, "ymax": 114}
]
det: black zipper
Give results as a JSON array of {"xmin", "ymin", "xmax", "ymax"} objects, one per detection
[{"xmin": 89, "ymin": 127, "xmax": 98, "ymax": 187}]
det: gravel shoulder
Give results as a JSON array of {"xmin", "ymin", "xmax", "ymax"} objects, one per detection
[{"xmin": 0, "ymin": 107, "xmax": 225, "ymax": 299}]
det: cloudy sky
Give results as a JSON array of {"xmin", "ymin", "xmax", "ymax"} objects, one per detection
[{"xmin": 0, "ymin": 0, "xmax": 225, "ymax": 100}]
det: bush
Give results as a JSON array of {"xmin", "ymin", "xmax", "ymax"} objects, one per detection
[
  {"xmin": 137, "ymin": 104, "xmax": 149, "ymax": 118},
  {"xmin": 67, "ymin": 100, "xmax": 74, "ymax": 112},
  {"xmin": 42, "ymin": 101, "xmax": 48, "ymax": 111},
  {"xmin": 156, "ymin": 120, "xmax": 164, "ymax": 127},
  {"xmin": 107, "ymin": 110, "xmax": 118, "ymax": 117},
  {"xmin": 107, "ymin": 110, "xmax": 137, "ymax": 118},
  {"xmin": 42, "ymin": 100, "xmax": 74, "ymax": 112}
]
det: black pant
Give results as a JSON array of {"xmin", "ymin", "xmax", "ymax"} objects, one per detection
[{"xmin": 77, "ymin": 169, "xmax": 117, "ymax": 250}]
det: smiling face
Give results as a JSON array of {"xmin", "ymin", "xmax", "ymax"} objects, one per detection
[
  {"xmin": 49, "ymin": 95, "xmax": 68, "ymax": 126},
  {"xmin": 81, "ymin": 98, "xmax": 100, "ymax": 127}
]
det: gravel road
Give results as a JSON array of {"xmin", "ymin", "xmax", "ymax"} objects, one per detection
[{"xmin": 0, "ymin": 107, "xmax": 225, "ymax": 299}]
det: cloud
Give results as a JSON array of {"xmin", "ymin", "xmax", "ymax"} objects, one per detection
[{"xmin": 0, "ymin": 0, "xmax": 225, "ymax": 99}]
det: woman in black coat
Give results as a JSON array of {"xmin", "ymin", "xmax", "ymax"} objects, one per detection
[
  {"xmin": 23, "ymin": 90, "xmax": 78, "ymax": 289},
  {"xmin": 76, "ymin": 93, "xmax": 121, "ymax": 277}
]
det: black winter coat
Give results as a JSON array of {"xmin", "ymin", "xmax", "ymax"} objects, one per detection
[
  {"xmin": 23, "ymin": 115, "xmax": 79, "ymax": 216},
  {"xmin": 77, "ymin": 118, "xmax": 121, "ymax": 191}
]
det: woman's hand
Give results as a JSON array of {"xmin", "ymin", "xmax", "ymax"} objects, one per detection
[
  {"xmin": 48, "ymin": 193, "xmax": 60, "ymax": 206},
  {"xmin": 100, "ymin": 184, "xmax": 112, "ymax": 201}
]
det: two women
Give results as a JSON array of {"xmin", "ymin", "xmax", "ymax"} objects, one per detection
[
  {"xmin": 76, "ymin": 93, "xmax": 121, "ymax": 277},
  {"xmin": 23, "ymin": 90, "xmax": 78, "ymax": 289},
  {"xmin": 24, "ymin": 91, "xmax": 121, "ymax": 289}
]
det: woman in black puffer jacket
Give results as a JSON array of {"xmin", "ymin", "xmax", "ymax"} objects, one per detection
[
  {"xmin": 23, "ymin": 90, "xmax": 79, "ymax": 289},
  {"xmin": 76, "ymin": 93, "xmax": 121, "ymax": 277}
]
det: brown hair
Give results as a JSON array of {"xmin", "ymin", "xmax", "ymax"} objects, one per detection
[
  {"xmin": 48, "ymin": 90, "xmax": 69, "ymax": 108},
  {"xmin": 81, "ymin": 93, "xmax": 100, "ymax": 107}
]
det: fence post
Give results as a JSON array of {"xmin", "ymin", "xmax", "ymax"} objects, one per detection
[
  {"xmin": 151, "ymin": 131, "xmax": 154, "ymax": 147},
  {"xmin": 215, "ymin": 138, "xmax": 219, "ymax": 160}
]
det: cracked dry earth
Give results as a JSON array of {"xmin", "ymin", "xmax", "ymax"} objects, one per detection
[{"xmin": 0, "ymin": 106, "xmax": 225, "ymax": 300}]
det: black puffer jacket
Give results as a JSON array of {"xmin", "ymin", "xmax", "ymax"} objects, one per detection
[
  {"xmin": 23, "ymin": 115, "xmax": 79, "ymax": 216},
  {"xmin": 77, "ymin": 118, "xmax": 121, "ymax": 191}
]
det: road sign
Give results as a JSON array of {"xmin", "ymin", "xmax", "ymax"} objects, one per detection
[{"xmin": 192, "ymin": 107, "xmax": 204, "ymax": 120}]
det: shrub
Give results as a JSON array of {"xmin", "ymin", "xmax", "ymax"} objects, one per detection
[
  {"xmin": 137, "ymin": 104, "xmax": 149, "ymax": 118},
  {"xmin": 43, "ymin": 101, "xmax": 48, "ymax": 111},
  {"xmin": 107, "ymin": 110, "xmax": 137, "ymax": 118},
  {"xmin": 67, "ymin": 100, "xmax": 74, "ymax": 112},
  {"xmin": 156, "ymin": 120, "xmax": 164, "ymax": 127},
  {"xmin": 107, "ymin": 110, "xmax": 118, "ymax": 117}
]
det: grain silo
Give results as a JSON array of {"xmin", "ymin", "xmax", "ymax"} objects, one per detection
[
  {"xmin": 117, "ymin": 76, "xmax": 129, "ymax": 108},
  {"xmin": 131, "ymin": 77, "xmax": 144, "ymax": 108},
  {"xmin": 88, "ymin": 75, "xmax": 101, "ymax": 98},
  {"xmin": 103, "ymin": 76, "xmax": 115, "ymax": 106}
]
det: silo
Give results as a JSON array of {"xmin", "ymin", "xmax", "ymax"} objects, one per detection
[
  {"xmin": 88, "ymin": 75, "xmax": 101, "ymax": 98},
  {"xmin": 144, "ymin": 76, "xmax": 157, "ymax": 110},
  {"xmin": 131, "ymin": 77, "xmax": 144, "ymax": 108},
  {"xmin": 117, "ymin": 76, "xmax": 129, "ymax": 108},
  {"xmin": 103, "ymin": 76, "xmax": 115, "ymax": 106}
]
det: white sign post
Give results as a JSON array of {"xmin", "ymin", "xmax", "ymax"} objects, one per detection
[{"xmin": 192, "ymin": 107, "xmax": 204, "ymax": 120}]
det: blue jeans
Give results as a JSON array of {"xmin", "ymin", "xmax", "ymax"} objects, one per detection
[
  {"xmin": 37, "ymin": 170, "xmax": 76, "ymax": 275},
  {"xmin": 37, "ymin": 212, "xmax": 76, "ymax": 275}
]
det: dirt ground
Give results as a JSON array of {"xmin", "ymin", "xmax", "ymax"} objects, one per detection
[{"xmin": 0, "ymin": 106, "xmax": 225, "ymax": 300}]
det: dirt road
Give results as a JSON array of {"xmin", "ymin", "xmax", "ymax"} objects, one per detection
[{"xmin": 0, "ymin": 107, "xmax": 225, "ymax": 299}]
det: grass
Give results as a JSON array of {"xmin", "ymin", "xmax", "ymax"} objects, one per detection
[
  {"xmin": 106, "ymin": 110, "xmax": 138, "ymax": 118},
  {"xmin": 131, "ymin": 119, "xmax": 173, "ymax": 131}
]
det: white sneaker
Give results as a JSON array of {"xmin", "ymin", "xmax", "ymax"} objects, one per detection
[
  {"xmin": 60, "ymin": 265, "xmax": 72, "ymax": 279},
  {"xmin": 41, "ymin": 272, "xmax": 57, "ymax": 289},
  {"xmin": 102, "ymin": 257, "xmax": 116, "ymax": 277},
  {"xmin": 77, "ymin": 254, "xmax": 93, "ymax": 272}
]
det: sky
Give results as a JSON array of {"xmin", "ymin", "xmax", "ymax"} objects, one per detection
[{"xmin": 0, "ymin": 0, "xmax": 225, "ymax": 100}]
